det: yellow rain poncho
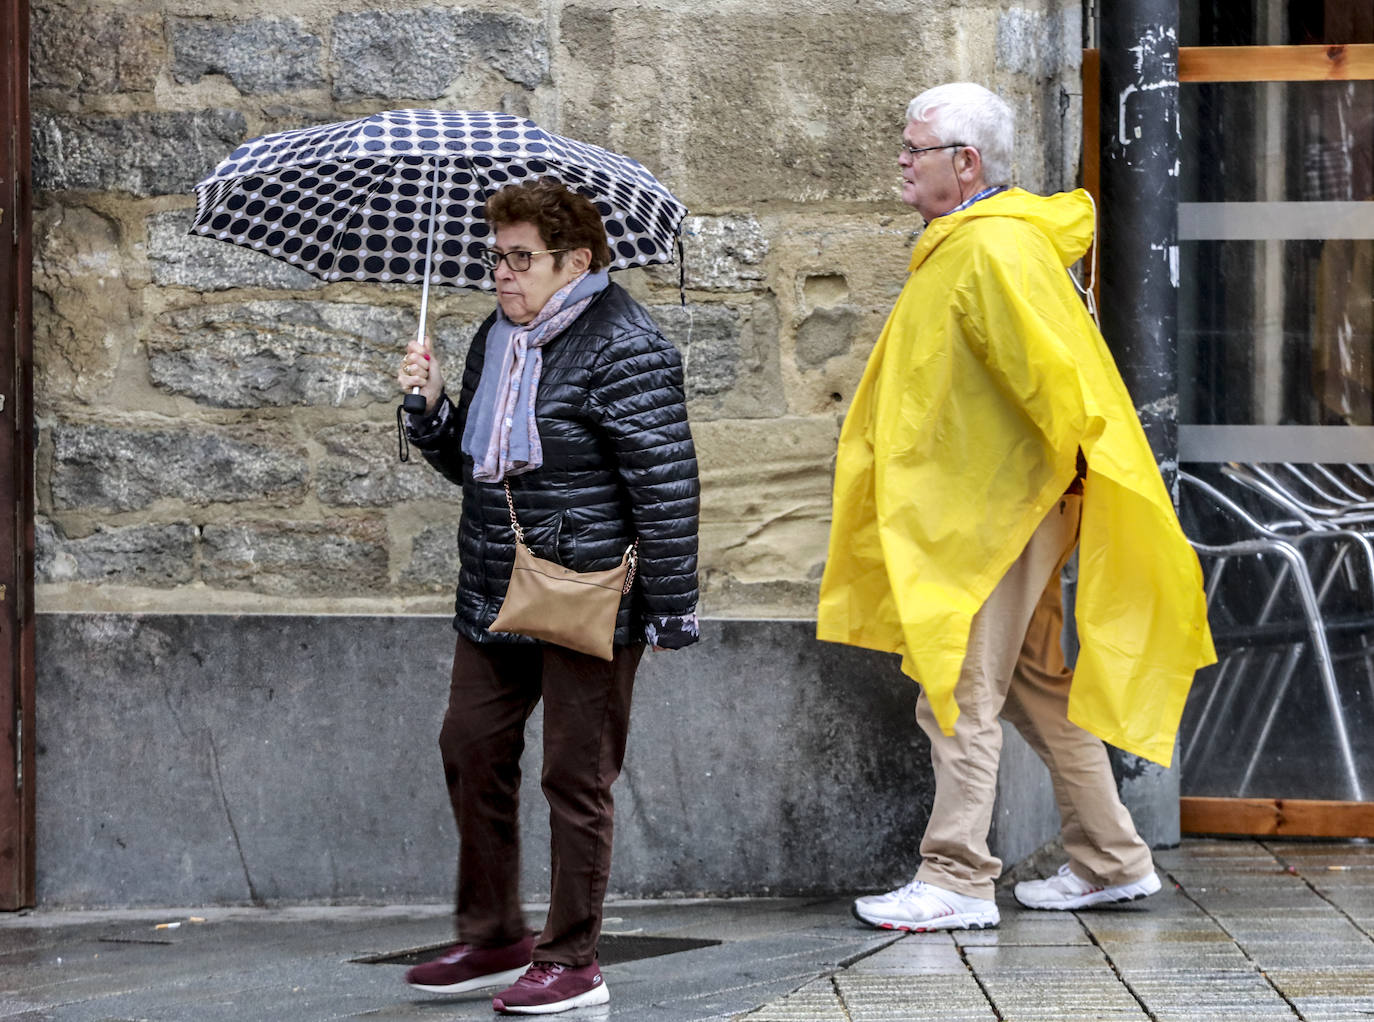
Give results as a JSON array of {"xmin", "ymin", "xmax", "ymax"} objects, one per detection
[{"xmin": 817, "ymin": 188, "xmax": 1215, "ymax": 766}]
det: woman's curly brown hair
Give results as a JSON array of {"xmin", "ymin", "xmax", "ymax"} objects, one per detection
[{"xmin": 484, "ymin": 178, "xmax": 612, "ymax": 272}]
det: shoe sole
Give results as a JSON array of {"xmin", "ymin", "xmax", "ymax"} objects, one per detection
[
  {"xmin": 1014, "ymin": 874, "xmax": 1163, "ymax": 911},
  {"xmin": 851, "ymin": 902, "xmax": 999, "ymax": 932},
  {"xmin": 408, "ymin": 965, "xmax": 528, "ymax": 994},
  {"xmin": 493, "ymin": 981, "xmax": 610, "ymax": 1014}
]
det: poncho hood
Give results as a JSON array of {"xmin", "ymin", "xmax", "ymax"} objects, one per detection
[{"xmin": 912, "ymin": 188, "xmax": 1096, "ymax": 271}]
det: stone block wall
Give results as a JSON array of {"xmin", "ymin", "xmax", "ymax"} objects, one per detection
[
  {"xmin": 24, "ymin": 0, "xmax": 1109, "ymax": 907},
  {"xmin": 30, "ymin": 0, "xmax": 1084, "ymax": 617}
]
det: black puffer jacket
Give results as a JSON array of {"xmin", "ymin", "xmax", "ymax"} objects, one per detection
[{"xmin": 408, "ymin": 283, "xmax": 700, "ymax": 649}]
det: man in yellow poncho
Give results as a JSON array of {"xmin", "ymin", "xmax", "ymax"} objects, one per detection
[{"xmin": 818, "ymin": 83, "xmax": 1215, "ymax": 932}]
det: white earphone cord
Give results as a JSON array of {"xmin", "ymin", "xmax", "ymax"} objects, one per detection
[{"xmin": 1068, "ymin": 189, "xmax": 1101, "ymax": 328}]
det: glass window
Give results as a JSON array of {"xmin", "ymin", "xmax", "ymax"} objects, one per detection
[
  {"xmin": 1171, "ymin": 0, "xmax": 1374, "ymax": 806},
  {"xmin": 1178, "ymin": 81, "xmax": 1374, "ymax": 429},
  {"xmin": 1178, "ymin": 462, "xmax": 1374, "ymax": 802},
  {"xmin": 1179, "ymin": 238, "xmax": 1374, "ymax": 426},
  {"xmin": 1182, "ymin": 0, "xmax": 1374, "ymax": 48},
  {"xmin": 1179, "ymin": 642, "xmax": 1374, "ymax": 801},
  {"xmin": 1181, "ymin": 81, "xmax": 1374, "ymax": 204}
]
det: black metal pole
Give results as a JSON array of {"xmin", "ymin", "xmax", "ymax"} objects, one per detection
[
  {"xmin": 1099, "ymin": 0, "xmax": 1180, "ymax": 487},
  {"xmin": 1096, "ymin": 0, "xmax": 1182, "ymax": 846}
]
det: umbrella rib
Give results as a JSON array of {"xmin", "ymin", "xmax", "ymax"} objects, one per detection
[
  {"xmin": 338, "ymin": 157, "xmax": 409, "ymax": 278},
  {"xmin": 465, "ymin": 154, "xmax": 491, "ymax": 214}
]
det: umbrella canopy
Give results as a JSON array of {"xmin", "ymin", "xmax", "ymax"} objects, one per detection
[{"xmin": 190, "ymin": 108, "xmax": 687, "ymax": 291}]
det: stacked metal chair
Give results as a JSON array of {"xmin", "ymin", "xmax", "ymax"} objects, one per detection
[{"xmin": 1177, "ymin": 465, "xmax": 1373, "ymax": 800}]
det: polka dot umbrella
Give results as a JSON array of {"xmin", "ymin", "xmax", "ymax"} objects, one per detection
[{"xmin": 190, "ymin": 108, "xmax": 688, "ymax": 412}]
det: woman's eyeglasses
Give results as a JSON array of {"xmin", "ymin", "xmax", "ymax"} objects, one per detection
[{"xmin": 479, "ymin": 248, "xmax": 568, "ymax": 272}]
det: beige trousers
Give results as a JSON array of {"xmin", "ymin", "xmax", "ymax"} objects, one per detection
[{"xmin": 914, "ymin": 495, "xmax": 1154, "ymax": 900}]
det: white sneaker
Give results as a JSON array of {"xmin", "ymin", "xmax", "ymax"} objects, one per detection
[
  {"xmin": 852, "ymin": 880, "xmax": 999, "ymax": 932},
  {"xmin": 1014, "ymin": 863, "xmax": 1162, "ymax": 910}
]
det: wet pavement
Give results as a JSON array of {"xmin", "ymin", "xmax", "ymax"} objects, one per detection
[{"xmin": 2, "ymin": 838, "xmax": 1372, "ymax": 1021}]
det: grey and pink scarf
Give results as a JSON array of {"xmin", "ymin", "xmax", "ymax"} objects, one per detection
[{"xmin": 461, "ymin": 268, "xmax": 610, "ymax": 482}]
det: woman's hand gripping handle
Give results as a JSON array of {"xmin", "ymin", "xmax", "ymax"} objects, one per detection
[{"xmin": 397, "ymin": 336, "xmax": 444, "ymax": 417}]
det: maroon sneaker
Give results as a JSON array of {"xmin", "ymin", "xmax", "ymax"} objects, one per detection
[
  {"xmin": 404, "ymin": 933, "xmax": 534, "ymax": 994},
  {"xmin": 492, "ymin": 961, "xmax": 609, "ymax": 1014}
]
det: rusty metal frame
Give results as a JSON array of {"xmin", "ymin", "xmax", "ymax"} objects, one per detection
[{"xmin": 0, "ymin": 0, "xmax": 35, "ymax": 908}]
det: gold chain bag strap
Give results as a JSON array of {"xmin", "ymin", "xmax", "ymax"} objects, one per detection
[{"xmin": 487, "ymin": 481, "xmax": 639, "ymax": 660}]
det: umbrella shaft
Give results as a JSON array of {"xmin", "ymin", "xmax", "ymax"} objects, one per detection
[{"xmin": 416, "ymin": 159, "xmax": 443, "ymax": 347}]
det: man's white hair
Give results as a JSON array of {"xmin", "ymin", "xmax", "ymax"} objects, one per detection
[{"xmin": 906, "ymin": 83, "xmax": 1014, "ymax": 187}]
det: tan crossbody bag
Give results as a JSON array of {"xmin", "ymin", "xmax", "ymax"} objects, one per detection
[{"xmin": 487, "ymin": 481, "xmax": 638, "ymax": 660}]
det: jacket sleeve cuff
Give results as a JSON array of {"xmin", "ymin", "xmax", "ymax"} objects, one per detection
[
  {"xmin": 645, "ymin": 612, "xmax": 700, "ymax": 650},
  {"xmin": 405, "ymin": 392, "xmax": 453, "ymax": 446}
]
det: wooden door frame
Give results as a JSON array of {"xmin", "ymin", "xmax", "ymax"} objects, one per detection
[
  {"xmin": 0, "ymin": 0, "xmax": 34, "ymax": 908},
  {"xmin": 1082, "ymin": 43, "xmax": 1374, "ymax": 839}
]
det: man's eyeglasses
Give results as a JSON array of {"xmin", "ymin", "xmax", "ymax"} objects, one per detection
[
  {"xmin": 900, "ymin": 142, "xmax": 968, "ymax": 158},
  {"xmin": 479, "ymin": 248, "xmax": 567, "ymax": 272}
]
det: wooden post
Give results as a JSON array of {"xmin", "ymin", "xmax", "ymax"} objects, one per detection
[{"xmin": 0, "ymin": 0, "xmax": 35, "ymax": 909}]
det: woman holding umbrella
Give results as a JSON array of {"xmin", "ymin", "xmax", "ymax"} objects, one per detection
[{"xmin": 395, "ymin": 178, "xmax": 699, "ymax": 1015}]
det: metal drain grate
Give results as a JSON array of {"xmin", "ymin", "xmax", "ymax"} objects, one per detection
[{"xmin": 354, "ymin": 933, "xmax": 720, "ymax": 967}]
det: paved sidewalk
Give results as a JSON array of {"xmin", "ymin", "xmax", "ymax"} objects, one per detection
[
  {"xmin": 2, "ymin": 838, "xmax": 1372, "ymax": 1021},
  {"xmin": 747, "ymin": 839, "xmax": 1374, "ymax": 1021}
]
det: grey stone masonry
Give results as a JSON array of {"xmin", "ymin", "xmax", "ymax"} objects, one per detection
[
  {"xmin": 401, "ymin": 522, "xmax": 464, "ymax": 591},
  {"xmin": 996, "ymin": 7, "xmax": 1074, "ymax": 79},
  {"xmin": 171, "ymin": 17, "xmax": 325, "ymax": 95},
  {"xmin": 315, "ymin": 422, "xmax": 460, "ymax": 507},
  {"xmin": 431, "ymin": 313, "xmax": 488, "ymax": 363},
  {"xmin": 149, "ymin": 301, "xmax": 417, "ymax": 408},
  {"xmin": 32, "ymin": 110, "xmax": 248, "ymax": 197},
  {"xmin": 647, "ymin": 215, "xmax": 769, "ymax": 291},
  {"xmin": 795, "ymin": 304, "xmax": 862, "ymax": 368},
  {"xmin": 651, "ymin": 300, "xmax": 786, "ymax": 418},
  {"xmin": 146, "ymin": 210, "xmax": 324, "ymax": 292},
  {"xmin": 30, "ymin": 2, "xmax": 164, "ymax": 94},
  {"xmin": 651, "ymin": 303, "xmax": 741, "ymax": 399},
  {"xmin": 331, "ymin": 8, "xmax": 550, "ymax": 100},
  {"xmin": 200, "ymin": 517, "xmax": 389, "ymax": 594},
  {"xmin": 35, "ymin": 518, "xmax": 197, "ymax": 587},
  {"xmin": 50, "ymin": 421, "xmax": 310, "ymax": 512}
]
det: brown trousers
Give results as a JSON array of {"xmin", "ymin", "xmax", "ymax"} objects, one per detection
[
  {"xmin": 914, "ymin": 495, "xmax": 1154, "ymax": 900},
  {"xmin": 441, "ymin": 634, "xmax": 644, "ymax": 966}
]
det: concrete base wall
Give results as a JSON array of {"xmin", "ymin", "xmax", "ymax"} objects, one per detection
[{"xmin": 38, "ymin": 614, "xmax": 1088, "ymax": 908}]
